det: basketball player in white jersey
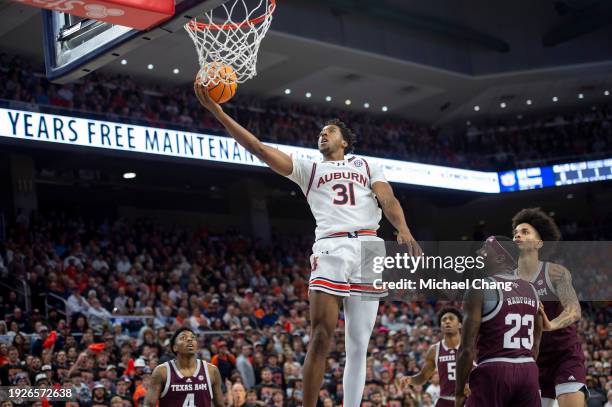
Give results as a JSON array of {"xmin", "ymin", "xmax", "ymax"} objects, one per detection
[
  {"xmin": 145, "ymin": 327, "xmax": 225, "ymax": 407},
  {"xmin": 194, "ymin": 86, "xmax": 421, "ymax": 407},
  {"xmin": 400, "ymin": 308, "xmax": 463, "ymax": 407}
]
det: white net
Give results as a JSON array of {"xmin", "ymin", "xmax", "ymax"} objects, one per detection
[{"xmin": 185, "ymin": 0, "xmax": 275, "ymax": 87}]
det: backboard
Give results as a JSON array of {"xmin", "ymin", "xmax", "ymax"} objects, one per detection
[{"xmin": 42, "ymin": 0, "xmax": 229, "ymax": 84}]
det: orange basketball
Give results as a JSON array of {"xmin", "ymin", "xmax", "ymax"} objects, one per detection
[{"xmin": 198, "ymin": 62, "xmax": 237, "ymax": 104}]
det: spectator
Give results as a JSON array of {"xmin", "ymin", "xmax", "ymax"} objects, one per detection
[
  {"xmin": 92, "ymin": 381, "xmax": 109, "ymax": 406},
  {"xmin": 67, "ymin": 287, "xmax": 90, "ymax": 316},
  {"xmin": 237, "ymin": 344, "xmax": 256, "ymax": 389},
  {"xmin": 0, "ymin": 209, "xmax": 608, "ymax": 407},
  {"xmin": 228, "ymin": 382, "xmax": 247, "ymax": 407},
  {"xmin": 211, "ymin": 341, "xmax": 237, "ymax": 381},
  {"xmin": 604, "ymin": 390, "xmax": 612, "ymax": 407},
  {"xmin": 87, "ymin": 298, "xmax": 112, "ymax": 330},
  {"xmin": 30, "ymin": 325, "xmax": 50, "ymax": 357}
]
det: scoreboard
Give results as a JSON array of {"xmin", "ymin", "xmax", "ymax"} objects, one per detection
[{"xmin": 498, "ymin": 158, "xmax": 612, "ymax": 192}]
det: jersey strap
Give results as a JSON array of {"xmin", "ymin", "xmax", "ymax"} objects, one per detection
[{"xmin": 202, "ymin": 360, "xmax": 213, "ymax": 400}]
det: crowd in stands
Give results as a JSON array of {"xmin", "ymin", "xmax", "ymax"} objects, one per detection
[
  {"xmin": 1, "ymin": 53, "xmax": 612, "ymax": 171},
  {"xmin": 0, "ymin": 212, "xmax": 610, "ymax": 407}
]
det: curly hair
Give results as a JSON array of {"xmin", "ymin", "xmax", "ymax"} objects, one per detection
[
  {"xmin": 437, "ymin": 307, "xmax": 463, "ymax": 327},
  {"xmin": 511, "ymin": 208, "xmax": 561, "ymax": 242},
  {"xmin": 511, "ymin": 208, "xmax": 561, "ymax": 257},
  {"xmin": 325, "ymin": 118, "xmax": 357, "ymax": 153}
]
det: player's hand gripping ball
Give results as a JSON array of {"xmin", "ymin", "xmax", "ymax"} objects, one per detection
[{"xmin": 195, "ymin": 62, "xmax": 237, "ymax": 104}]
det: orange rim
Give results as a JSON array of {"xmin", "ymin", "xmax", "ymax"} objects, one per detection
[{"xmin": 187, "ymin": 0, "xmax": 275, "ymax": 31}]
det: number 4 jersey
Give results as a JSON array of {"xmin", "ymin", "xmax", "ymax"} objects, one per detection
[
  {"xmin": 286, "ymin": 157, "xmax": 386, "ymax": 240},
  {"xmin": 159, "ymin": 359, "xmax": 213, "ymax": 407}
]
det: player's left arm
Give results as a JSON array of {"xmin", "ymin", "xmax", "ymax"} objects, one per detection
[
  {"xmin": 208, "ymin": 363, "xmax": 225, "ymax": 407},
  {"xmin": 546, "ymin": 263, "xmax": 581, "ymax": 330},
  {"xmin": 454, "ymin": 288, "xmax": 482, "ymax": 407},
  {"xmin": 372, "ymin": 181, "xmax": 422, "ymax": 256},
  {"xmin": 533, "ymin": 302, "xmax": 543, "ymax": 360}
]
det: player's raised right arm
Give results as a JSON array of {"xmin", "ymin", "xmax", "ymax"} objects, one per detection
[
  {"xmin": 144, "ymin": 365, "xmax": 165, "ymax": 407},
  {"xmin": 194, "ymin": 83, "xmax": 293, "ymax": 176}
]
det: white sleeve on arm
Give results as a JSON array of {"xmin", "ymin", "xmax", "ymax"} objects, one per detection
[
  {"xmin": 285, "ymin": 158, "xmax": 315, "ymax": 192},
  {"xmin": 369, "ymin": 161, "xmax": 387, "ymax": 185}
]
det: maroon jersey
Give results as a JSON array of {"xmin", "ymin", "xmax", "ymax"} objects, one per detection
[
  {"xmin": 159, "ymin": 359, "xmax": 214, "ymax": 407},
  {"xmin": 435, "ymin": 339, "xmax": 458, "ymax": 399},
  {"xmin": 528, "ymin": 261, "xmax": 580, "ymax": 354},
  {"xmin": 476, "ymin": 274, "xmax": 539, "ymax": 364}
]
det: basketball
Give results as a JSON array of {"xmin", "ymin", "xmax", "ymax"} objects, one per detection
[{"xmin": 197, "ymin": 62, "xmax": 237, "ymax": 104}]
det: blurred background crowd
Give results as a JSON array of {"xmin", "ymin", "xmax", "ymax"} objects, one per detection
[
  {"xmin": 1, "ymin": 53, "xmax": 611, "ymax": 172},
  {"xmin": 1, "ymin": 213, "xmax": 610, "ymax": 407},
  {"xmin": 0, "ymin": 51, "xmax": 610, "ymax": 407}
]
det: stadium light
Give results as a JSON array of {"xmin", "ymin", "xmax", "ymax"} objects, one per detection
[
  {"xmin": 122, "ymin": 172, "xmax": 136, "ymax": 179},
  {"xmin": 382, "ymin": 106, "xmax": 388, "ymax": 112},
  {"xmin": 147, "ymin": 64, "xmax": 154, "ymax": 70},
  {"xmin": 578, "ymin": 93, "xmax": 584, "ymax": 99},
  {"xmin": 474, "ymin": 105, "xmax": 480, "ymax": 111},
  {"xmin": 120, "ymin": 59, "xmax": 127, "ymax": 65},
  {"xmin": 500, "ymin": 102, "xmax": 507, "ymax": 109},
  {"xmin": 325, "ymin": 96, "xmax": 332, "ymax": 102},
  {"xmin": 345, "ymin": 99, "xmax": 351, "ymax": 106},
  {"xmin": 552, "ymin": 96, "xmax": 558, "ymax": 102},
  {"xmin": 605, "ymin": 90, "xmax": 610, "ymax": 96},
  {"xmin": 363, "ymin": 102, "xmax": 370, "ymax": 108},
  {"xmin": 173, "ymin": 68, "xmax": 180, "ymax": 74},
  {"xmin": 284, "ymin": 88, "xmax": 291, "ymax": 95},
  {"xmin": 526, "ymin": 99, "xmax": 532, "ymax": 105},
  {"xmin": 305, "ymin": 92, "xmax": 312, "ymax": 98}
]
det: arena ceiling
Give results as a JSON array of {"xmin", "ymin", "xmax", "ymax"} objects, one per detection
[{"xmin": 0, "ymin": 0, "xmax": 611, "ymax": 125}]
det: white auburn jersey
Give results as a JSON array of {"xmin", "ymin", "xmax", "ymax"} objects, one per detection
[{"xmin": 286, "ymin": 156, "xmax": 387, "ymax": 240}]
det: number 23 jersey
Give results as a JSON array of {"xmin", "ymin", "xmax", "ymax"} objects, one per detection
[
  {"xmin": 286, "ymin": 157, "xmax": 386, "ymax": 240},
  {"xmin": 476, "ymin": 274, "xmax": 540, "ymax": 363}
]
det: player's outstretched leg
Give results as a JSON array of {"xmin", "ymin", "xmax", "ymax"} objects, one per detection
[
  {"xmin": 303, "ymin": 291, "xmax": 341, "ymax": 407},
  {"xmin": 342, "ymin": 296, "xmax": 378, "ymax": 407}
]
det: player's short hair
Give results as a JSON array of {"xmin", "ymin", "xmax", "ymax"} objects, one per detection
[
  {"xmin": 512, "ymin": 208, "xmax": 561, "ymax": 256},
  {"xmin": 437, "ymin": 307, "xmax": 462, "ymax": 326},
  {"xmin": 170, "ymin": 327, "xmax": 196, "ymax": 354},
  {"xmin": 325, "ymin": 118, "xmax": 356, "ymax": 153}
]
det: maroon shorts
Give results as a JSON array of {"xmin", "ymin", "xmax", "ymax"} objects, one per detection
[
  {"xmin": 435, "ymin": 399, "xmax": 455, "ymax": 407},
  {"xmin": 465, "ymin": 361, "xmax": 540, "ymax": 407},
  {"xmin": 538, "ymin": 343, "xmax": 587, "ymax": 399}
]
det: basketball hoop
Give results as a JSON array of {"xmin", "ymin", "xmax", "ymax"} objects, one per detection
[{"xmin": 185, "ymin": 0, "xmax": 276, "ymax": 87}]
